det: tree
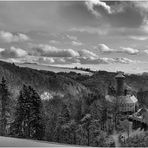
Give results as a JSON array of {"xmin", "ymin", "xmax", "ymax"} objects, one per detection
[
  {"xmin": 122, "ymin": 131, "xmax": 148, "ymax": 147},
  {"xmin": 0, "ymin": 77, "xmax": 10, "ymax": 136},
  {"xmin": 11, "ymin": 85, "xmax": 45, "ymax": 140},
  {"xmin": 120, "ymin": 119, "xmax": 133, "ymax": 138},
  {"xmin": 81, "ymin": 114, "xmax": 92, "ymax": 146},
  {"xmin": 53, "ymin": 104, "xmax": 70, "ymax": 143},
  {"xmin": 60, "ymin": 104, "xmax": 70, "ymax": 123}
]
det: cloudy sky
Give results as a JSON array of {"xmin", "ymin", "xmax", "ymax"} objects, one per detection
[{"xmin": 1, "ymin": 1, "xmax": 148, "ymax": 73}]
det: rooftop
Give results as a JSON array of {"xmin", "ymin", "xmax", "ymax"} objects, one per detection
[
  {"xmin": 115, "ymin": 72, "xmax": 125, "ymax": 78},
  {"xmin": 105, "ymin": 95, "xmax": 138, "ymax": 104}
]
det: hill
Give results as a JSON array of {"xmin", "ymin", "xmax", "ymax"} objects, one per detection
[
  {"xmin": 0, "ymin": 136, "xmax": 74, "ymax": 147},
  {"xmin": 0, "ymin": 61, "xmax": 90, "ymax": 98},
  {"xmin": 0, "ymin": 61, "xmax": 96, "ymax": 122},
  {"xmin": 1, "ymin": 60, "xmax": 148, "ymax": 105},
  {"xmin": 16, "ymin": 62, "xmax": 93, "ymax": 76}
]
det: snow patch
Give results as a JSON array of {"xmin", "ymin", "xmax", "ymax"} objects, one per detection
[{"xmin": 40, "ymin": 91, "xmax": 64, "ymax": 100}]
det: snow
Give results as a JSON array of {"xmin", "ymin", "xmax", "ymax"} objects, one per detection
[{"xmin": 0, "ymin": 136, "xmax": 80, "ymax": 147}]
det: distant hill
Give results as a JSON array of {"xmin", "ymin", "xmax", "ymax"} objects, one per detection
[{"xmin": 16, "ymin": 62, "xmax": 93, "ymax": 76}]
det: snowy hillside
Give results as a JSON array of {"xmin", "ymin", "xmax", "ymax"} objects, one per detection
[{"xmin": 0, "ymin": 136, "xmax": 80, "ymax": 147}]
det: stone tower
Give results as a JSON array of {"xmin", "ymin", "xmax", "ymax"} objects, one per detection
[{"xmin": 115, "ymin": 72, "xmax": 125, "ymax": 96}]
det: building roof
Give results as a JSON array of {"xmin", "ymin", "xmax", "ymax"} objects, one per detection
[
  {"xmin": 129, "ymin": 108, "xmax": 148, "ymax": 125},
  {"xmin": 115, "ymin": 73, "xmax": 125, "ymax": 79},
  {"xmin": 105, "ymin": 95, "xmax": 138, "ymax": 104},
  {"xmin": 118, "ymin": 95, "xmax": 138, "ymax": 104}
]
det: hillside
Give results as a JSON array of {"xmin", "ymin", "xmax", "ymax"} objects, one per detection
[
  {"xmin": 0, "ymin": 61, "xmax": 95, "ymax": 122},
  {"xmin": 59, "ymin": 70, "xmax": 148, "ymax": 104},
  {"xmin": 0, "ymin": 61, "xmax": 89, "ymax": 99},
  {"xmin": 1, "ymin": 60, "xmax": 148, "ymax": 146},
  {"xmin": 0, "ymin": 136, "xmax": 74, "ymax": 147},
  {"xmin": 16, "ymin": 62, "xmax": 93, "ymax": 76},
  {"xmin": 78, "ymin": 71, "xmax": 148, "ymax": 95},
  {"xmin": 2, "ymin": 60, "xmax": 148, "ymax": 103}
]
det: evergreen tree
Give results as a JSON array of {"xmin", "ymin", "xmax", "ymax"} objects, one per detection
[
  {"xmin": 0, "ymin": 77, "xmax": 10, "ymax": 136},
  {"xmin": 11, "ymin": 85, "xmax": 45, "ymax": 140},
  {"xmin": 53, "ymin": 104, "xmax": 70, "ymax": 143},
  {"xmin": 59, "ymin": 104, "xmax": 70, "ymax": 124},
  {"xmin": 81, "ymin": 114, "xmax": 92, "ymax": 146}
]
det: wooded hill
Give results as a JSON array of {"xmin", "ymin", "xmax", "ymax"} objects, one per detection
[
  {"xmin": 1, "ymin": 60, "xmax": 148, "ymax": 105},
  {"xmin": 0, "ymin": 60, "xmax": 148, "ymax": 146}
]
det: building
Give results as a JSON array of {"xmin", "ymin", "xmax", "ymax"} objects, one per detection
[
  {"xmin": 105, "ymin": 72, "xmax": 138, "ymax": 115},
  {"xmin": 128, "ymin": 108, "xmax": 148, "ymax": 130},
  {"xmin": 104, "ymin": 72, "xmax": 138, "ymax": 132}
]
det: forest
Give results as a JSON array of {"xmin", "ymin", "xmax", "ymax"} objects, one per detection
[{"xmin": 0, "ymin": 60, "xmax": 148, "ymax": 146}]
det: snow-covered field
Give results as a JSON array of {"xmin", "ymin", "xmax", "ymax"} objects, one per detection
[
  {"xmin": 0, "ymin": 136, "xmax": 80, "ymax": 147},
  {"xmin": 16, "ymin": 63, "xmax": 93, "ymax": 76}
]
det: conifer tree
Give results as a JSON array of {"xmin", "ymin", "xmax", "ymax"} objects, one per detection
[
  {"xmin": 12, "ymin": 85, "xmax": 45, "ymax": 140},
  {"xmin": 53, "ymin": 104, "xmax": 70, "ymax": 142},
  {"xmin": 60, "ymin": 104, "xmax": 70, "ymax": 123},
  {"xmin": 0, "ymin": 77, "xmax": 10, "ymax": 136}
]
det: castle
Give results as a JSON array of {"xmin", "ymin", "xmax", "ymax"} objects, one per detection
[
  {"xmin": 104, "ymin": 72, "xmax": 138, "ymax": 131},
  {"xmin": 105, "ymin": 72, "xmax": 138, "ymax": 114}
]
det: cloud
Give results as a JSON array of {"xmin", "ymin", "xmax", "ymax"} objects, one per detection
[
  {"xmin": 30, "ymin": 56, "xmax": 80, "ymax": 65},
  {"xmin": 144, "ymin": 50, "xmax": 148, "ymax": 54},
  {"xmin": 98, "ymin": 57, "xmax": 136, "ymax": 64},
  {"xmin": 84, "ymin": 1, "xmax": 147, "ymax": 29},
  {"xmin": 78, "ymin": 57, "xmax": 136, "ymax": 65},
  {"xmin": 85, "ymin": 0, "xmax": 111, "ymax": 17},
  {"xmin": 119, "ymin": 47, "xmax": 139, "ymax": 55},
  {"xmin": 112, "ymin": 57, "xmax": 136, "ymax": 64},
  {"xmin": 78, "ymin": 49, "xmax": 98, "ymax": 58},
  {"xmin": 37, "ymin": 57, "xmax": 55, "ymax": 64},
  {"xmin": 3, "ymin": 53, "xmax": 136, "ymax": 66},
  {"xmin": 129, "ymin": 36, "xmax": 148, "ymax": 41},
  {"xmin": 85, "ymin": 1, "xmax": 148, "ymax": 16},
  {"xmin": 30, "ymin": 44, "xmax": 80, "ymax": 57},
  {"xmin": 97, "ymin": 44, "xmax": 115, "ymax": 53},
  {"xmin": 0, "ymin": 31, "xmax": 30, "ymax": 43},
  {"xmin": 49, "ymin": 40, "xmax": 60, "ymax": 44},
  {"xmin": 0, "ymin": 46, "xmax": 28, "ymax": 58},
  {"xmin": 66, "ymin": 35, "xmax": 77, "ymax": 41},
  {"xmin": 70, "ymin": 27, "xmax": 108, "ymax": 35},
  {"xmin": 96, "ymin": 44, "xmax": 139, "ymax": 55},
  {"xmin": 72, "ymin": 41, "xmax": 83, "ymax": 46}
]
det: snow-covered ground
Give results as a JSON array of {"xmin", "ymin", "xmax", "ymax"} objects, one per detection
[{"xmin": 0, "ymin": 136, "xmax": 80, "ymax": 147}]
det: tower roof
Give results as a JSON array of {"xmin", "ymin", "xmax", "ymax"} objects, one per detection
[{"xmin": 115, "ymin": 72, "xmax": 125, "ymax": 78}]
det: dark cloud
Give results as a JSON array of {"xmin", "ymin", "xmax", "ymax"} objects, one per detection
[
  {"xmin": 59, "ymin": 1, "xmax": 99, "ymax": 27},
  {"xmin": 105, "ymin": 6, "xmax": 144, "ymax": 28},
  {"xmin": 85, "ymin": 1, "xmax": 147, "ymax": 28}
]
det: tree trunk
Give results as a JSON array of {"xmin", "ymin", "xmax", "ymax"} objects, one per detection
[
  {"xmin": 73, "ymin": 131, "xmax": 76, "ymax": 144},
  {"xmin": 87, "ymin": 128, "xmax": 90, "ymax": 146}
]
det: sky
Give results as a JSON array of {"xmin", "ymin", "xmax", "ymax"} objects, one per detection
[{"xmin": 1, "ymin": 1, "xmax": 148, "ymax": 73}]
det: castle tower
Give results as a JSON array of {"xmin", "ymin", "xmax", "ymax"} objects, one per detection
[{"xmin": 115, "ymin": 72, "xmax": 125, "ymax": 96}]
